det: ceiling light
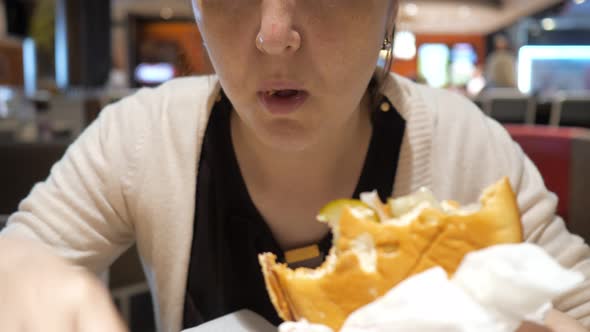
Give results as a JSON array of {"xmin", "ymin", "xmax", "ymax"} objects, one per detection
[
  {"xmin": 541, "ymin": 18, "xmax": 556, "ymax": 31},
  {"xmin": 404, "ymin": 3, "xmax": 419, "ymax": 17},
  {"xmin": 574, "ymin": 0, "xmax": 586, "ymax": 4}
]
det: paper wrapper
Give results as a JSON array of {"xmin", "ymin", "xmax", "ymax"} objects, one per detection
[{"xmin": 278, "ymin": 243, "xmax": 584, "ymax": 332}]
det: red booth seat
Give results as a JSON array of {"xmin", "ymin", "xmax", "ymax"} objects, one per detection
[{"xmin": 505, "ymin": 125, "xmax": 590, "ymax": 241}]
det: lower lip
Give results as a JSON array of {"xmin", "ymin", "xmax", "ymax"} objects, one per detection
[{"xmin": 258, "ymin": 91, "xmax": 310, "ymax": 116}]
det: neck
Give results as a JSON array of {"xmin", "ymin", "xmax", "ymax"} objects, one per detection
[{"xmin": 231, "ymin": 97, "xmax": 372, "ymax": 196}]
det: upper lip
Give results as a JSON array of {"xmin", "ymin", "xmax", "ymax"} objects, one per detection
[{"xmin": 258, "ymin": 80, "xmax": 305, "ymax": 93}]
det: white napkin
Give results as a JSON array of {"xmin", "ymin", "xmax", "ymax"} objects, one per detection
[{"xmin": 279, "ymin": 243, "xmax": 584, "ymax": 332}]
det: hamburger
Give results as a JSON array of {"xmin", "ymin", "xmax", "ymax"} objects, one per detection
[{"xmin": 258, "ymin": 177, "xmax": 523, "ymax": 331}]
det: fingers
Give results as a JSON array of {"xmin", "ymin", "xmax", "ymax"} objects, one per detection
[
  {"xmin": 517, "ymin": 321, "xmax": 553, "ymax": 332},
  {"xmin": 78, "ymin": 298, "xmax": 128, "ymax": 332},
  {"xmin": 0, "ymin": 237, "xmax": 129, "ymax": 332},
  {"xmin": 74, "ymin": 273, "xmax": 129, "ymax": 332},
  {"xmin": 544, "ymin": 309, "xmax": 588, "ymax": 332}
]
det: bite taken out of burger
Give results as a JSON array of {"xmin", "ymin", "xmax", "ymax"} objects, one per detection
[{"xmin": 259, "ymin": 177, "xmax": 523, "ymax": 331}]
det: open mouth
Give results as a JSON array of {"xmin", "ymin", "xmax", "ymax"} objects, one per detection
[
  {"xmin": 258, "ymin": 89, "xmax": 310, "ymax": 115},
  {"xmin": 265, "ymin": 89, "xmax": 302, "ymax": 98}
]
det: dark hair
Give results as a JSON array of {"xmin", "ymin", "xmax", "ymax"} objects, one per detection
[{"xmin": 368, "ymin": 76, "xmax": 381, "ymax": 110}]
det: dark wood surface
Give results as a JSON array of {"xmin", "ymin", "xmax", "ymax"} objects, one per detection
[{"xmin": 0, "ymin": 141, "xmax": 70, "ymax": 214}]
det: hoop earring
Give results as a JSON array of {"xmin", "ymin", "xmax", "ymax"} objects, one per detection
[
  {"xmin": 382, "ymin": 35, "xmax": 393, "ymax": 51},
  {"xmin": 377, "ymin": 27, "xmax": 395, "ymax": 85}
]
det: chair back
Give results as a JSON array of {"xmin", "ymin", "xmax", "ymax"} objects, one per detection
[
  {"xmin": 0, "ymin": 214, "xmax": 8, "ymax": 230},
  {"xmin": 481, "ymin": 88, "xmax": 536, "ymax": 124},
  {"xmin": 550, "ymin": 91, "xmax": 590, "ymax": 128}
]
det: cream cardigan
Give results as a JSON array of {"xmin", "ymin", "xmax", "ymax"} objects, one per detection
[{"xmin": 3, "ymin": 74, "xmax": 590, "ymax": 332}]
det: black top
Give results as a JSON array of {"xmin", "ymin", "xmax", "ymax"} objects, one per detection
[{"xmin": 182, "ymin": 92, "xmax": 406, "ymax": 328}]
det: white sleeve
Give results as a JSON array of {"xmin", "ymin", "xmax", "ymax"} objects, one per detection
[
  {"xmin": 431, "ymin": 90, "xmax": 590, "ymax": 326},
  {"xmin": 0, "ymin": 96, "xmax": 148, "ymax": 274},
  {"xmin": 504, "ymin": 125, "xmax": 590, "ymax": 326}
]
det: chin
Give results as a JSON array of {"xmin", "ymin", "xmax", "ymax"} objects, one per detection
[{"xmin": 256, "ymin": 119, "xmax": 320, "ymax": 152}]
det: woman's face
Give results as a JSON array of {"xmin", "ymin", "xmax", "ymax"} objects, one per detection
[{"xmin": 193, "ymin": 0, "xmax": 397, "ymax": 151}]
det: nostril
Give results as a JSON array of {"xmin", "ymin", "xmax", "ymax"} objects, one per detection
[{"xmin": 256, "ymin": 24, "xmax": 301, "ymax": 55}]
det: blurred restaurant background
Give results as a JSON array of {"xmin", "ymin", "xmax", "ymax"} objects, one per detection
[{"xmin": 1, "ymin": 0, "xmax": 590, "ymax": 331}]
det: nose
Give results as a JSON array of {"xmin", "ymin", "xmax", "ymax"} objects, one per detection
[{"xmin": 256, "ymin": 0, "xmax": 301, "ymax": 55}]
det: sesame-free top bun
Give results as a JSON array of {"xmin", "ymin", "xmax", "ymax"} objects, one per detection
[{"xmin": 259, "ymin": 177, "xmax": 523, "ymax": 331}]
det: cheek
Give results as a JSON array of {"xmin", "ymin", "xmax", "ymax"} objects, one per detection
[
  {"xmin": 305, "ymin": 21, "xmax": 382, "ymax": 95},
  {"xmin": 197, "ymin": 14, "xmax": 258, "ymax": 80},
  {"xmin": 302, "ymin": 5, "xmax": 386, "ymax": 77}
]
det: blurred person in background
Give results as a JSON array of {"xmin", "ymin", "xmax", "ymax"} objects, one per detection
[
  {"xmin": 485, "ymin": 34, "xmax": 518, "ymax": 89},
  {"xmin": 0, "ymin": 1, "xmax": 589, "ymax": 332}
]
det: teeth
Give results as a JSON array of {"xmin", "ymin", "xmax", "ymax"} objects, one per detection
[{"xmin": 266, "ymin": 90, "xmax": 277, "ymax": 96}]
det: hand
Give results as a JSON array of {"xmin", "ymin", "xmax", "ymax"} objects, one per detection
[
  {"xmin": 517, "ymin": 321, "xmax": 553, "ymax": 332},
  {"xmin": 544, "ymin": 309, "xmax": 589, "ymax": 332},
  {"xmin": 0, "ymin": 237, "xmax": 128, "ymax": 332},
  {"xmin": 516, "ymin": 309, "xmax": 590, "ymax": 332}
]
